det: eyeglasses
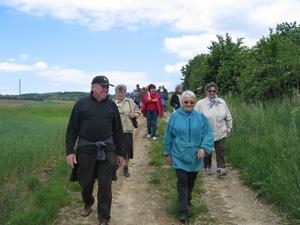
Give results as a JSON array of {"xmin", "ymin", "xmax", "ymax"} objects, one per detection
[
  {"xmin": 183, "ymin": 101, "xmax": 195, "ymax": 104},
  {"xmin": 100, "ymin": 85, "xmax": 109, "ymax": 89},
  {"xmin": 92, "ymin": 84, "xmax": 109, "ymax": 89},
  {"xmin": 208, "ymin": 89, "xmax": 216, "ymax": 93}
]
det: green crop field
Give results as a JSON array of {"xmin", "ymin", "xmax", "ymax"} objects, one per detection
[{"xmin": 0, "ymin": 100, "xmax": 76, "ymax": 225}]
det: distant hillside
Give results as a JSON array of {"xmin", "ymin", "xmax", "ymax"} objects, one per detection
[{"xmin": 0, "ymin": 92, "xmax": 89, "ymax": 101}]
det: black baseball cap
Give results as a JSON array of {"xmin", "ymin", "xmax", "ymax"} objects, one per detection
[{"xmin": 91, "ymin": 75, "xmax": 114, "ymax": 87}]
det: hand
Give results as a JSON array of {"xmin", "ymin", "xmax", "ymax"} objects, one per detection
[
  {"xmin": 197, "ymin": 148, "xmax": 205, "ymax": 160},
  {"xmin": 152, "ymin": 98, "xmax": 157, "ymax": 102},
  {"xmin": 66, "ymin": 153, "xmax": 77, "ymax": 168},
  {"xmin": 165, "ymin": 156, "xmax": 172, "ymax": 165},
  {"xmin": 127, "ymin": 112, "xmax": 135, "ymax": 119},
  {"xmin": 115, "ymin": 156, "xmax": 124, "ymax": 167}
]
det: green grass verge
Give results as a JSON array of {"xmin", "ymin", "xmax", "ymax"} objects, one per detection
[{"xmin": 226, "ymin": 97, "xmax": 300, "ymax": 221}]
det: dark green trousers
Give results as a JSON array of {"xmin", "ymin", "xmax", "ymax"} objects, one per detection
[{"xmin": 77, "ymin": 151, "xmax": 115, "ymax": 223}]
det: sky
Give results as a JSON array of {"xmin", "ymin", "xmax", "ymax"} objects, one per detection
[{"xmin": 0, "ymin": 0, "xmax": 299, "ymax": 95}]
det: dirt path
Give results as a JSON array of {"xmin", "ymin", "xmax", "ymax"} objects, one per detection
[
  {"xmin": 56, "ymin": 116, "xmax": 284, "ymax": 225},
  {"xmin": 199, "ymin": 158, "xmax": 283, "ymax": 225}
]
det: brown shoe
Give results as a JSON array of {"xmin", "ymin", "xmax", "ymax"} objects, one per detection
[{"xmin": 80, "ymin": 205, "xmax": 92, "ymax": 217}]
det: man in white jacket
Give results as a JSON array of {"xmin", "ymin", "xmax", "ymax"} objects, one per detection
[{"xmin": 194, "ymin": 82, "xmax": 233, "ymax": 176}]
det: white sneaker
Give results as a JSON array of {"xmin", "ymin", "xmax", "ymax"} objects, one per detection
[
  {"xmin": 217, "ymin": 168, "xmax": 226, "ymax": 176},
  {"xmin": 152, "ymin": 136, "xmax": 157, "ymax": 141},
  {"xmin": 147, "ymin": 134, "xmax": 151, "ymax": 138}
]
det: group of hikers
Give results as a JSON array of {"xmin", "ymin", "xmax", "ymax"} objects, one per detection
[{"xmin": 65, "ymin": 75, "xmax": 233, "ymax": 224}]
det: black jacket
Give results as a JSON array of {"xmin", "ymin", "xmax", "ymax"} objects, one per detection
[
  {"xmin": 170, "ymin": 93, "xmax": 181, "ymax": 110},
  {"xmin": 65, "ymin": 94, "xmax": 124, "ymax": 157}
]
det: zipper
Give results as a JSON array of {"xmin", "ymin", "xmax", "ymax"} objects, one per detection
[{"xmin": 188, "ymin": 115, "xmax": 191, "ymax": 142}]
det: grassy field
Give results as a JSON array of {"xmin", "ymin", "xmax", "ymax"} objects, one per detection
[
  {"xmin": 225, "ymin": 97, "xmax": 300, "ymax": 220},
  {"xmin": 0, "ymin": 100, "xmax": 77, "ymax": 225}
]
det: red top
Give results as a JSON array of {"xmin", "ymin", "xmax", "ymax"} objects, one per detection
[{"xmin": 141, "ymin": 92, "xmax": 163, "ymax": 117}]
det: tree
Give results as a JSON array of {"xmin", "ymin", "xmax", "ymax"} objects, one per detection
[{"xmin": 238, "ymin": 22, "xmax": 300, "ymax": 100}]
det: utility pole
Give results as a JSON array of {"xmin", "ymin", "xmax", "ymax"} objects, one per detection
[{"xmin": 19, "ymin": 78, "xmax": 21, "ymax": 99}]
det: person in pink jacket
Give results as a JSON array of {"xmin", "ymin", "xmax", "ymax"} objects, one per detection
[{"xmin": 141, "ymin": 84, "xmax": 163, "ymax": 141}]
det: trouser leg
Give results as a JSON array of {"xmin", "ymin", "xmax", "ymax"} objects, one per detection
[
  {"xmin": 77, "ymin": 153, "xmax": 96, "ymax": 207},
  {"xmin": 187, "ymin": 172, "xmax": 198, "ymax": 204},
  {"xmin": 96, "ymin": 151, "xmax": 115, "ymax": 223},
  {"xmin": 146, "ymin": 111, "xmax": 152, "ymax": 135},
  {"xmin": 176, "ymin": 169, "xmax": 189, "ymax": 214},
  {"xmin": 151, "ymin": 111, "xmax": 158, "ymax": 137},
  {"xmin": 215, "ymin": 138, "xmax": 225, "ymax": 168},
  {"xmin": 204, "ymin": 154, "xmax": 212, "ymax": 168}
]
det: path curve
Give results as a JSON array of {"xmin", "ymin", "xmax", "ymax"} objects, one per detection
[{"xmin": 198, "ymin": 158, "xmax": 283, "ymax": 225}]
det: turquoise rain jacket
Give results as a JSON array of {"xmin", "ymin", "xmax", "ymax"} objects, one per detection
[{"xmin": 164, "ymin": 108, "xmax": 214, "ymax": 172}]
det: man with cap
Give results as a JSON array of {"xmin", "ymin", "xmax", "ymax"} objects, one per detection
[{"xmin": 65, "ymin": 75, "xmax": 124, "ymax": 225}]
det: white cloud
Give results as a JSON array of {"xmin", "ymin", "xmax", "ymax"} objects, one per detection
[
  {"xmin": 164, "ymin": 61, "xmax": 186, "ymax": 73},
  {"xmin": 34, "ymin": 61, "xmax": 48, "ymax": 70},
  {"xmin": 250, "ymin": 0, "xmax": 300, "ymax": 28},
  {"xmin": 2, "ymin": 0, "xmax": 299, "ymax": 33},
  {"xmin": 37, "ymin": 67, "xmax": 90, "ymax": 85},
  {"xmin": 0, "ymin": 62, "xmax": 33, "ymax": 72},
  {"xmin": 164, "ymin": 34, "xmax": 217, "ymax": 58},
  {"xmin": 164, "ymin": 31, "xmax": 259, "ymax": 60},
  {"xmin": 0, "ymin": 60, "xmax": 48, "ymax": 73}
]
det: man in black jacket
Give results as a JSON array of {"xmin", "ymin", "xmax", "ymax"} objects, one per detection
[{"xmin": 65, "ymin": 75, "xmax": 124, "ymax": 225}]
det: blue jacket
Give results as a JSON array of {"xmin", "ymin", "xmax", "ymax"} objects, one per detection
[{"xmin": 164, "ymin": 108, "xmax": 214, "ymax": 172}]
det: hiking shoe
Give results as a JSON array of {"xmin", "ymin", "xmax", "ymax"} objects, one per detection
[
  {"xmin": 123, "ymin": 166, "xmax": 130, "ymax": 177},
  {"xmin": 80, "ymin": 205, "xmax": 92, "ymax": 217},
  {"xmin": 112, "ymin": 165, "xmax": 118, "ymax": 181},
  {"xmin": 179, "ymin": 212, "xmax": 188, "ymax": 223},
  {"xmin": 152, "ymin": 136, "xmax": 157, "ymax": 141},
  {"xmin": 217, "ymin": 168, "xmax": 227, "ymax": 176},
  {"xmin": 205, "ymin": 168, "xmax": 212, "ymax": 176},
  {"xmin": 147, "ymin": 134, "xmax": 151, "ymax": 138}
]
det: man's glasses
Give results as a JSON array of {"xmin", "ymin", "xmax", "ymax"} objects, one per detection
[
  {"xmin": 208, "ymin": 89, "xmax": 216, "ymax": 93},
  {"xmin": 100, "ymin": 85, "xmax": 109, "ymax": 89},
  {"xmin": 183, "ymin": 101, "xmax": 195, "ymax": 104}
]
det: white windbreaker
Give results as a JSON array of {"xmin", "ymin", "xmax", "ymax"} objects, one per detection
[{"xmin": 194, "ymin": 97, "xmax": 233, "ymax": 141}]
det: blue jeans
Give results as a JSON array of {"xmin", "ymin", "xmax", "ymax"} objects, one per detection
[{"xmin": 146, "ymin": 110, "xmax": 158, "ymax": 137}]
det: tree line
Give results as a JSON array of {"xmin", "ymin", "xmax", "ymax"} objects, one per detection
[
  {"xmin": 181, "ymin": 22, "xmax": 300, "ymax": 101},
  {"xmin": 0, "ymin": 92, "xmax": 89, "ymax": 101}
]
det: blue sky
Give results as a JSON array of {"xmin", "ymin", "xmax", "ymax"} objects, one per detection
[{"xmin": 0, "ymin": 0, "xmax": 299, "ymax": 94}]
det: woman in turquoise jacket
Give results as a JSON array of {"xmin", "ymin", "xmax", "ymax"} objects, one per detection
[{"xmin": 164, "ymin": 90, "xmax": 214, "ymax": 223}]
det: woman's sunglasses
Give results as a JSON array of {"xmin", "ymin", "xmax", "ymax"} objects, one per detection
[{"xmin": 183, "ymin": 101, "xmax": 195, "ymax": 104}]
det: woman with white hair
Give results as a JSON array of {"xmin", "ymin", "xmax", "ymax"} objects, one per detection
[{"xmin": 164, "ymin": 90, "xmax": 214, "ymax": 223}]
